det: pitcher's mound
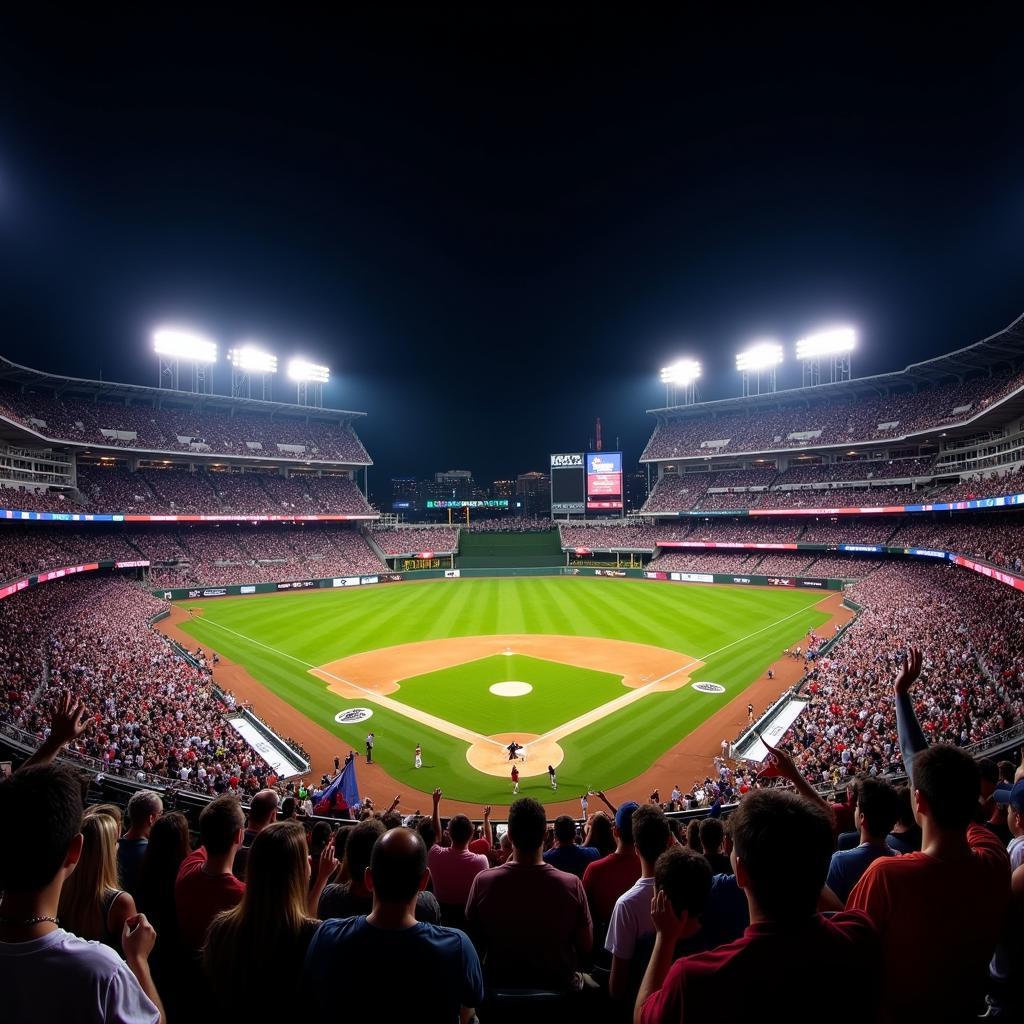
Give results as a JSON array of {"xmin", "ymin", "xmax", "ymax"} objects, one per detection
[{"xmin": 467, "ymin": 732, "xmax": 564, "ymax": 777}]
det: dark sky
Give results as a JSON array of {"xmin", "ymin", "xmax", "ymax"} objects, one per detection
[{"xmin": 1, "ymin": 9, "xmax": 1022, "ymax": 500}]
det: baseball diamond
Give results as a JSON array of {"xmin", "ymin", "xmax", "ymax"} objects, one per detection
[{"xmin": 169, "ymin": 575, "xmax": 834, "ymax": 805}]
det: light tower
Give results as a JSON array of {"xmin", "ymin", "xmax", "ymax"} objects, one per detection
[
  {"xmin": 659, "ymin": 359, "xmax": 701, "ymax": 406},
  {"xmin": 736, "ymin": 340, "xmax": 783, "ymax": 396},
  {"xmin": 287, "ymin": 357, "xmax": 330, "ymax": 407},
  {"xmin": 152, "ymin": 327, "xmax": 217, "ymax": 394},
  {"xmin": 796, "ymin": 327, "xmax": 857, "ymax": 387},
  {"xmin": 228, "ymin": 344, "xmax": 278, "ymax": 401}
]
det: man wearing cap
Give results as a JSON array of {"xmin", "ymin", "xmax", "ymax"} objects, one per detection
[
  {"xmin": 583, "ymin": 797, "xmax": 641, "ymax": 931},
  {"xmin": 993, "ymin": 780, "xmax": 1024, "ymax": 870}
]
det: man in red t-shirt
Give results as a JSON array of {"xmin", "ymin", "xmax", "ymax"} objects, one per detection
[
  {"xmin": 466, "ymin": 797, "xmax": 592, "ymax": 992},
  {"xmin": 637, "ymin": 789, "xmax": 880, "ymax": 1024},
  {"xmin": 175, "ymin": 795, "xmax": 246, "ymax": 950},
  {"xmin": 511, "ymin": 765, "xmax": 519, "ymax": 794},
  {"xmin": 583, "ymin": 800, "xmax": 641, "ymax": 930},
  {"xmin": 846, "ymin": 648, "xmax": 1011, "ymax": 1024}
]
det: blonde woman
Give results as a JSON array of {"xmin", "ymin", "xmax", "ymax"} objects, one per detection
[
  {"xmin": 204, "ymin": 821, "xmax": 330, "ymax": 1015},
  {"xmin": 57, "ymin": 812, "xmax": 137, "ymax": 950}
]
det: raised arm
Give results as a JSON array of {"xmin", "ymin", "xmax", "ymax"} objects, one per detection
[
  {"xmin": 21, "ymin": 691, "xmax": 90, "ymax": 770},
  {"xmin": 431, "ymin": 788, "xmax": 444, "ymax": 846},
  {"xmin": 595, "ymin": 789, "xmax": 618, "ymax": 815},
  {"xmin": 759, "ymin": 739, "xmax": 832, "ymax": 819},
  {"xmin": 893, "ymin": 647, "xmax": 926, "ymax": 788},
  {"xmin": 308, "ymin": 839, "xmax": 338, "ymax": 917},
  {"xmin": 480, "ymin": 805, "xmax": 492, "ymax": 848}
]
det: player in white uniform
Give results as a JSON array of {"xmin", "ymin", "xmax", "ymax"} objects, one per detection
[{"xmin": 414, "ymin": 744, "xmax": 422, "ymax": 769}]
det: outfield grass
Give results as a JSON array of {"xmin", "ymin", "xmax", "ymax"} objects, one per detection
[{"xmin": 176, "ymin": 577, "xmax": 829, "ymax": 802}]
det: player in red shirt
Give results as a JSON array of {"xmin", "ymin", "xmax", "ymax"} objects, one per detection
[{"xmin": 511, "ymin": 765, "xmax": 520, "ymax": 794}]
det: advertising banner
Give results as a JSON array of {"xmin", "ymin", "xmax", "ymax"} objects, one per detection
[
  {"xmin": 333, "ymin": 576, "xmax": 361, "ymax": 587},
  {"xmin": 586, "ymin": 451, "xmax": 623, "ymax": 510},
  {"xmin": 444, "ymin": 569, "xmax": 461, "ymax": 578}
]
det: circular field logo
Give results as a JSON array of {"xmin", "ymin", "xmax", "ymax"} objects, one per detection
[
  {"xmin": 334, "ymin": 707, "xmax": 373, "ymax": 724},
  {"xmin": 691, "ymin": 682, "xmax": 725, "ymax": 694}
]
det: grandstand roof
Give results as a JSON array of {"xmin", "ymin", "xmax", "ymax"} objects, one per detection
[
  {"xmin": 647, "ymin": 311, "xmax": 1024, "ymax": 421},
  {"xmin": 0, "ymin": 356, "xmax": 367, "ymax": 423}
]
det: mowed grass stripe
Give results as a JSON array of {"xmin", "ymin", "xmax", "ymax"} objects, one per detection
[{"xmin": 177, "ymin": 578, "xmax": 829, "ymax": 801}]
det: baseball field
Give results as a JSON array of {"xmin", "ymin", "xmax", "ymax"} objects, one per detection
[{"xmin": 173, "ymin": 576, "xmax": 832, "ymax": 803}]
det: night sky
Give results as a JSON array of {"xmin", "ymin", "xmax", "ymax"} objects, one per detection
[{"xmin": 1, "ymin": 10, "xmax": 1022, "ymax": 500}]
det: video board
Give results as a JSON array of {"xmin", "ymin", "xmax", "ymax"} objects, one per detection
[{"xmin": 586, "ymin": 451, "xmax": 623, "ymax": 510}]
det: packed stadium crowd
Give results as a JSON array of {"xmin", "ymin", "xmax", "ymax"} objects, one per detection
[
  {"xmin": 0, "ymin": 577, "xmax": 271, "ymax": 793},
  {"xmin": 0, "ymin": 523, "xmax": 387, "ymax": 587},
  {"xmin": 2, "ymin": 641, "xmax": 1021, "ymax": 1023},
  {"xmin": 462, "ymin": 516, "xmax": 554, "ymax": 532},
  {"xmin": 0, "ymin": 384, "xmax": 372, "ymax": 463},
  {"xmin": 775, "ymin": 563, "xmax": 1024, "ymax": 787},
  {"xmin": 642, "ymin": 365, "xmax": 1024, "ymax": 460},
  {"xmin": 371, "ymin": 527, "xmax": 461, "ymax": 555}
]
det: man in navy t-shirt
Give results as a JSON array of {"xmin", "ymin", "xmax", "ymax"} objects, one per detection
[
  {"xmin": 543, "ymin": 814, "xmax": 601, "ymax": 878},
  {"xmin": 305, "ymin": 827, "xmax": 483, "ymax": 1024},
  {"xmin": 825, "ymin": 776, "xmax": 900, "ymax": 904}
]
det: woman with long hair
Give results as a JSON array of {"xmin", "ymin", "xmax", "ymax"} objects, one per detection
[
  {"xmin": 583, "ymin": 811, "xmax": 615, "ymax": 857},
  {"xmin": 57, "ymin": 812, "xmax": 136, "ymax": 949},
  {"xmin": 136, "ymin": 811, "xmax": 190, "ymax": 942},
  {"xmin": 203, "ymin": 821, "xmax": 327, "ymax": 1013}
]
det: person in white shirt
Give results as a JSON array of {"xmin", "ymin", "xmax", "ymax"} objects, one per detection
[
  {"xmin": 0, "ymin": 733, "xmax": 164, "ymax": 1022},
  {"xmin": 605, "ymin": 805, "xmax": 673, "ymax": 1001}
]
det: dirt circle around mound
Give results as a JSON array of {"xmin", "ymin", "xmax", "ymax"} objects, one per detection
[{"xmin": 468, "ymin": 732, "xmax": 564, "ymax": 777}]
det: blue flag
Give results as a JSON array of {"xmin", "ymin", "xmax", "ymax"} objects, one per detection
[{"xmin": 314, "ymin": 757, "xmax": 361, "ymax": 815}]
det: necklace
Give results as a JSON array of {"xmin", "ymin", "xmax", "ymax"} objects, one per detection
[{"xmin": 0, "ymin": 914, "xmax": 59, "ymax": 926}]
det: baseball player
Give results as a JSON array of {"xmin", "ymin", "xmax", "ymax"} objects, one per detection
[
  {"xmin": 547, "ymin": 764, "xmax": 557, "ymax": 790},
  {"xmin": 414, "ymin": 744, "xmax": 422, "ymax": 769},
  {"xmin": 511, "ymin": 765, "xmax": 520, "ymax": 794}
]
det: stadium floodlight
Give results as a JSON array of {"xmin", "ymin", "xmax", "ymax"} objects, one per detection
[
  {"xmin": 735, "ymin": 340, "xmax": 783, "ymax": 373},
  {"xmin": 659, "ymin": 359, "xmax": 701, "ymax": 386},
  {"xmin": 736, "ymin": 340, "xmax": 783, "ymax": 396},
  {"xmin": 796, "ymin": 326, "xmax": 857, "ymax": 386},
  {"xmin": 287, "ymin": 357, "xmax": 330, "ymax": 383},
  {"xmin": 152, "ymin": 326, "xmax": 217, "ymax": 363},
  {"xmin": 795, "ymin": 327, "xmax": 857, "ymax": 360},
  {"xmin": 660, "ymin": 359, "xmax": 701, "ymax": 406},
  {"xmin": 228, "ymin": 344, "xmax": 278, "ymax": 374}
]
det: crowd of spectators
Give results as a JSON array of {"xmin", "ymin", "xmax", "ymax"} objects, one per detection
[
  {"xmin": 935, "ymin": 464, "xmax": 1024, "ymax": 503},
  {"xmin": 0, "ymin": 523, "xmax": 387, "ymax": 587},
  {"xmin": 0, "ymin": 577, "xmax": 272, "ymax": 793},
  {"xmin": 371, "ymin": 527, "xmax": 460, "ymax": 555},
  {"xmin": 776, "ymin": 562, "xmax": 1024, "ymax": 788},
  {"xmin": 462, "ymin": 517, "xmax": 554, "ymax": 532},
  {"xmin": 0, "ymin": 383, "xmax": 372, "ymax": 463},
  {"xmin": 641, "ymin": 471, "xmax": 932, "ymax": 515},
  {"xmin": 2, "ymin": 657, "xmax": 1020, "ymax": 1022},
  {"xmin": 642, "ymin": 366, "xmax": 1024, "ymax": 460}
]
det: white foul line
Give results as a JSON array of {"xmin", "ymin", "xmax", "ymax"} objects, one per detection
[{"xmin": 184, "ymin": 615, "xmax": 508, "ymax": 749}]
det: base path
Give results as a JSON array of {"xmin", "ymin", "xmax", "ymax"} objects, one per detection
[
  {"xmin": 313, "ymin": 634, "xmax": 703, "ymax": 777},
  {"xmin": 158, "ymin": 588, "xmax": 852, "ymax": 818}
]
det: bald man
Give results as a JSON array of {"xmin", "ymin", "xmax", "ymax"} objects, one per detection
[
  {"xmin": 305, "ymin": 828, "xmax": 483, "ymax": 1023},
  {"xmin": 232, "ymin": 788, "xmax": 279, "ymax": 881}
]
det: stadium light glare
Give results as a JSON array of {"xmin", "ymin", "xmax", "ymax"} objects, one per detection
[
  {"xmin": 659, "ymin": 359, "xmax": 702, "ymax": 386},
  {"xmin": 795, "ymin": 326, "xmax": 857, "ymax": 360},
  {"xmin": 287, "ymin": 357, "xmax": 330, "ymax": 383},
  {"xmin": 735, "ymin": 340, "xmax": 784, "ymax": 372},
  {"xmin": 228, "ymin": 344, "xmax": 278, "ymax": 374},
  {"xmin": 152, "ymin": 326, "xmax": 217, "ymax": 363}
]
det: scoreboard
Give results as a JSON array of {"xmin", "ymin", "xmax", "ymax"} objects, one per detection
[
  {"xmin": 586, "ymin": 451, "xmax": 623, "ymax": 510},
  {"xmin": 550, "ymin": 453, "xmax": 585, "ymax": 513},
  {"xmin": 550, "ymin": 451, "xmax": 624, "ymax": 515}
]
